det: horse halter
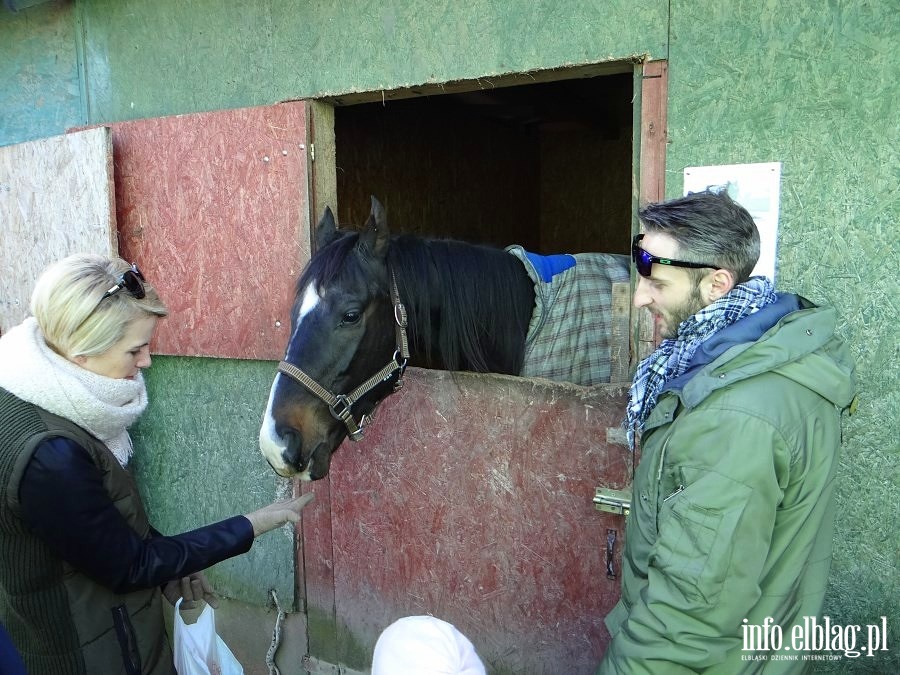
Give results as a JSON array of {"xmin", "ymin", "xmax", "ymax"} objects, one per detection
[{"xmin": 277, "ymin": 271, "xmax": 410, "ymax": 442}]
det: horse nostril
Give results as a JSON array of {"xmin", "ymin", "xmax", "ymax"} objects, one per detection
[{"xmin": 282, "ymin": 430, "xmax": 303, "ymax": 469}]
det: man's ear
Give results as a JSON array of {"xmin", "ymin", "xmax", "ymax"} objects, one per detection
[{"xmin": 702, "ymin": 268, "xmax": 736, "ymax": 303}]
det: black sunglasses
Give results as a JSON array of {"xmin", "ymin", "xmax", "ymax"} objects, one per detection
[
  {"xmin": 75, "ymin": 264, "xmax": 147, "ymax": 331},
  {"xmin": 100, "ymin": 263, "xmax": 146, "ymax": 301},
  {"xmin": 631, "ymin": 234, "xmax": 717, "ymax": 278}
]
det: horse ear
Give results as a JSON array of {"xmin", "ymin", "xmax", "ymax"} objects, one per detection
[
  {"xmin": 358, "ymin": 196, "xmax": 389, "ymax": 260},
  {"xmin": 315, "ymin": 206, "xmax": 340, "ymax": 251}
]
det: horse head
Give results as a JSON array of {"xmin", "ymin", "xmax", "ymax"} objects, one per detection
[{"xmin": 259, "ymin": 196, "xmax": 406, "ymax": 480}]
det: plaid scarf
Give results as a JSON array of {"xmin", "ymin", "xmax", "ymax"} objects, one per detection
[{"xmin": 625, "ymin": 276, "xmax": 777, "ymax": 450}]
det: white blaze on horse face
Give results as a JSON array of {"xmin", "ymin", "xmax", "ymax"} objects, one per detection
[
  {"xmin": 297, "ymin": 282, "xmax": 320, "ymax": 325},
  {"xmin": 258, "ymin": 281, "xmax": 322, "ymax": 478},
  {"xmin": 259, "ymin": 378, "xmax": 293, "ymax": 476}
]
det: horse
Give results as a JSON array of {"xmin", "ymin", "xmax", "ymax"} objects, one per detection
[{"xmin": 259, "ymin": 197, "xmax": 630, "ymax": 480}]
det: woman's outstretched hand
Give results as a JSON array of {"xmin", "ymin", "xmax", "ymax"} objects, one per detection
[{"xmin": 245, "ymin": 492, "xmax": 315, "ymax": 537}]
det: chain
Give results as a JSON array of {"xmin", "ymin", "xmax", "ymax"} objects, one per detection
[{"xmin": 266, "ymin": 589, "xmax": 285, "ymax": 675}]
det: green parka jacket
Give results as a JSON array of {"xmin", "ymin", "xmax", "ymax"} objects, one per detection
[{"xmin": 598, "ymin": 296, "xmax": 857, "ymax": 674}]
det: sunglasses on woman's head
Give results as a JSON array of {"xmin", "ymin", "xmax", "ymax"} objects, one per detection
[
  {"xmin": 100, "ymin": 264, "xmax": 146, "ymax": 301},
  {"xmin": 74, "ymin": 264, "xmax": 147, "ymax": 332},
  {"xmin": 631, "ymin": 234, "xmax": 718, "ymax": 278}
]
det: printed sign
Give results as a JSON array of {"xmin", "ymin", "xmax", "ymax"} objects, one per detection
[{"xmin": 683, "ymin": 162, "xmax": 782, "ymax": 282}]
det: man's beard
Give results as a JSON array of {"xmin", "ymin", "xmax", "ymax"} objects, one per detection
[{"xmin": 661, "ymin": 284, "xmax": 706, "ymax": 340}]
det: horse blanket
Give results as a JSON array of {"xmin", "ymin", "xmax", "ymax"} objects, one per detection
[{"xmin": 506, "ymin": 245, "xmax": 630, "ymax": 386}]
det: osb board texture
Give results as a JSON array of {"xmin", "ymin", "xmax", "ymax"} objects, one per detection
[
  {"xmin": 0, "ymin": 127, "xmax": 116, "ymax": 333},
  {"xmin": 0, "ymin": 1, "xmax": 84, "ymax": 148},
  {"xmin": 74, "ymin": 0, "xmax": 666, "ymax": 124},
  {"xmin": 103, "ymin": 102, "xmax": 309, "ymax": 359},
  {"xmin": 129, "ymin": 356, "xmax": 297, "ymax": 607},
  {"xmin": 301, "ymin": 368, "xmax": 631, "ymax": 674},
  {"xmin": 666, "ymin": 3, "xmax": 898, "ymax": 672}
]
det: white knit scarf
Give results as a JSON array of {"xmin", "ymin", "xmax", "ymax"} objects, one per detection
[{"xmin": 0, "ymin": 317, "xmax": 147, "ymax": 466}]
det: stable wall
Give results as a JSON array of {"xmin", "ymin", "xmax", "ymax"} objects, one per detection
[
  {"xmin": 664, "ymin": 9, "xmax": 898, "ymax": 675},
  {"xmin": 1, "ymin": 1, "xmax": 896, "ymax": 673},
  {"xmin": 1, "ymin": 0, "xmax": 666, "ymax": 146}
]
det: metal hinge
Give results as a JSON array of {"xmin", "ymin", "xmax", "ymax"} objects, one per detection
[
  {"xmin": 310, "ymin": 143, "xmax": 315, "ymax": 161},
  {"xmin": 593, "ymin": 487, "xmax": 631, "ymax": 516}
]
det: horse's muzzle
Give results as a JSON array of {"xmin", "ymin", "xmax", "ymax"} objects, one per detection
[{"xmin": 281, "ymin": 429, "xmax": 304, "ymax": 471}]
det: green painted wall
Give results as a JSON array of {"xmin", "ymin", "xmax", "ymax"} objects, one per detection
[
  {"xmin": 1, "ymin": 0, "xmax": 667, "ymax": 146},
  {"xmin": 1, "ymin": 1, "xmax": 897, "ymax": 671},
  {"xmin": 129, "ymin": 356, "xmax": 295, "ymax": 606},
  {"xmin": 76, "ymin": 0, "xmax": 666, "ymax": 122},
  {"xmin": 665, "ymin": 5, "xmax": 898, "ymax": 672},
  {"xmin": 0, "ymin": 1, "xmax": 83, "ymax": 145}
]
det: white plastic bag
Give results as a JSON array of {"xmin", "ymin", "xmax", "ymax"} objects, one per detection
[{"xmin": 173, "ymin": 597, "xmax": 243, "ymax": 675}]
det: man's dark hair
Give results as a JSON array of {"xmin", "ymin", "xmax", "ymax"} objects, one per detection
[{"xmin": 638, "ymin": 189, "xmax": 761, "ymax": 284}]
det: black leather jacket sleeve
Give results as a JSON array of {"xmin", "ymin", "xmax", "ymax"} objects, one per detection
[{"xmin": 18, "ymin": 436, "xmax": 255, "ymax": 594}]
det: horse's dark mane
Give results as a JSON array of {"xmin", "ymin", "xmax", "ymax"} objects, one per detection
[
  {"xmin": 297, "ymin": 230, "xmax": 534, "ymax": 374},
  {"xmin": 389, "ymin": 235, "xmax": 533, "ymax": 373}
]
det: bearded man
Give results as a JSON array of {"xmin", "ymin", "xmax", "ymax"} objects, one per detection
[{"xmin": 598, "ymin": 189, "xmax": 857, "ymax": 674}]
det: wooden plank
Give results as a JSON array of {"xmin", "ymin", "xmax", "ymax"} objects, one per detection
[
  {"xmin": 639, "ymin": 60, "xmax": 668, "ymax": 204},
  {"xmin": 301, "ymin": 474, "xmax": 339, "ymax": 667},
  {"xmin": 636, "ymin": 306, "xmax": 657, "ymax": 362},
  {"xmin": 305, "ymin": 368, "xmax": 631, "ymax": 674},
  {"xmin": 85, "ymin": 102, "xmax": 311, "ymax": 359},
  {"xmin": 609, "ymin": 281, "xmax": 631, "ymax": 383},
  {"xmin": 635, "ymin": 59, "xmax": 668, "ymax": 354},
  {"xmin": 308, "ymin": 100, "xmax": 337, "ymax": 242},
  {"xmin": 0, "ymin": 127, "xmax": 115, "ymax": 333}
]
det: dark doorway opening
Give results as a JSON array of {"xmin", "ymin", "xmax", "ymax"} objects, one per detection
[{"xmin": 333, "ymin": 72, "xmax": 634, "ymax": 256}]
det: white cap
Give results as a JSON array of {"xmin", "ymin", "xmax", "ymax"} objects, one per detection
[{"xmin": 371, "ymin": 615, "xmax": 487, "ymax": 675}]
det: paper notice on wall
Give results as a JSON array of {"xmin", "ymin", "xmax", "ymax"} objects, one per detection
[{"xmin": 683, "ymin": 162, "xmax": 782, "ymax": 281}]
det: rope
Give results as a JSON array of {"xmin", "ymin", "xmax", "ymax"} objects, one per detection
[{"xmin": 266, "ymin": 589, "xmax": 285, "ymax": 675}]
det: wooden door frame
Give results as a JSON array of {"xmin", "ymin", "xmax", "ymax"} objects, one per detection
[
  {"xmin": 633, "ymin": 59, "xmax": 668, "ymax": 364},
  {"xmin": 299, "ymin": 59, "xmax": 669, "ymax": 673}
]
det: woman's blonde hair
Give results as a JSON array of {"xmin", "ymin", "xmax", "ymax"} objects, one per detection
[{"xmin": 30, "ymin": 253, "xmax": 168, "ymax": 358}]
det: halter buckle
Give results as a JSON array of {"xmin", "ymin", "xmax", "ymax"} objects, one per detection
[
  {"xmin": 394, "ymin": 302, "xmax": 407, "ymax": 328},
  {"xmin": 391, "ymin": 350, "xmax": 407, "ymax": 370},
  {"xmin": 329, "ymin": 395, "xmax": 353, "ymax": 421}
]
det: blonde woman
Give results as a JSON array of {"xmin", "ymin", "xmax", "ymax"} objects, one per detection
[{"xmin": 0, "ymin": 254, "xmax": 313, "ymax": 675}]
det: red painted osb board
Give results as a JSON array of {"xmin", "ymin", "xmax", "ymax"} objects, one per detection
[
  {"xmin": 95, "ymin": 102, "xmax": 309, "ymax": 359},
  {"xmin": 301, "ymin": 368, "xmax": 632, "ymax": 674}
]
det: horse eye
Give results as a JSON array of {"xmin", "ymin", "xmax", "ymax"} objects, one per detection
[{"xmin": 341, "ymin": 310, "xmax": 361, "ymax": 325}]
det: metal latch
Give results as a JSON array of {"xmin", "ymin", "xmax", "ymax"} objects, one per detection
[{"xmin": 593, "ymin": 487, "xmax": 631, "ymax": 516}]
